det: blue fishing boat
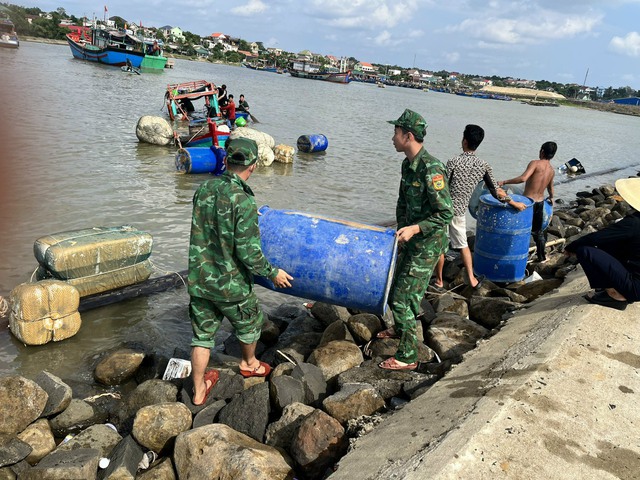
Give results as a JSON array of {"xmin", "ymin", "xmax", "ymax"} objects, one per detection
[
  {"xmin": 0, "ymin": 17, "xmax": 19, "ymax": 48},
  {"xmin": 66, "ymin": 28, "xmax": 167, "ymax": 69}
]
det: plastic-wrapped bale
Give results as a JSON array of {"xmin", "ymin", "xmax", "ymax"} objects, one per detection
[
  {"xmin": 257, "ymin": 143, "xmax": 275, "ymax": 167},
  {"xmin": 229, "ymin": 126, "xmax": 276, "ymax": 149},
  {"xmin": 37, "ymin": 259, "xmax": 154, "ymax": 297},
  {"xmin": 34, "ymin": 226, "xmax": 153, "ymax": 280},
  {"xmin": 274, "ymin": 144, "xmax": 295, "ymax": 164},
  {"xmin": 9, "ymin": 280, "xmax": 81, "ymax": 345}
]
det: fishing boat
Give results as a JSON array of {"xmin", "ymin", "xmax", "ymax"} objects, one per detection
[
  {"xmin": 164, "ymin": 80, "xmax": 220, "ymax": 121},
  {"xmin": 242, "ymin": 60, "xmax": 278, "ymax": 73},
  {"xmin": 66, "ymin": 28, "xmax": 167, "ymax": 70},
  {"xmin": 0, "ymin": 17, "xmax": 19, "ymax": 48},
  {"xmin": 288, "ymin": 59, "xmax": 351, "ymax": 84}
]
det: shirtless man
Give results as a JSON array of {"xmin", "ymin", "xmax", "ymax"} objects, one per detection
[{"xmin": 499, "ymin": 141, "xmax": 557, "ymax": 262}]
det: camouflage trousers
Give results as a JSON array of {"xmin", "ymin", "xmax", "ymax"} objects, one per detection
[
  {"xmin": 189, "ymin": 293, "xmax": 264, "ymax": 349},
  {"xmin": 388, "ymin": 241, "xmax": 441, "ymax": 364}
]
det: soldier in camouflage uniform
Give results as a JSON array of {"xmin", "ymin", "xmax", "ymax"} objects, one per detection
[
  {"xmin": 378, "ymin": 109, "xmax": 453, "ymax": 371},
  {"xmin": 188, "ymin": 138, "xmax": 292, "ymax": 405}
]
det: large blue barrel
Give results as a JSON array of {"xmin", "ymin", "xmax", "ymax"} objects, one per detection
[
  {"xmin": 473, "ymin": 194, "xmax": 534, "ymax": 283},
  {"xmin": 255, "ymin": 206, "xmax": 397, "ymax": 314},
  {"xmin": 236, "ymin": 111, "xmax": 250, "ymax": 121},
  {"xmin": 297, "ymin": 134, "xmax": 328, "ymax": 153},
  {"xmin": 175, "ymin": 146, "xmax": 227, "ymax": 174}
]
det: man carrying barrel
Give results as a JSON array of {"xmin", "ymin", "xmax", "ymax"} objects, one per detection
[
  {"xmin": 187, "ymin": 138, "xmax": 292, "ymax": 405},
  {"xmin": 377, "ymin": 109, "xmax": 453, "ymax": 371}
]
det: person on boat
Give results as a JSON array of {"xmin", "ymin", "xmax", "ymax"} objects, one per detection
[
  {"xmin": 217, "ymin": 84, "xmax": 228, "ymax": 107},
  {"xmin": 187, "ymin": 138, "xmax": 293, "ymax": 406},
  {"xmin": 125, "ymin": 58, "xmax": 133, "ymax": 72},
  {"xmin": 563, "ymin": 177, "xmax": 640, "ymax": 311},
  {"xmin": 147, "ymin": 39, "xmax": 161, "ymax": 56},
  {"xmin": 178, "ymin": 97, "xmax": 195, "ymax": 114},
  {"xmin": 237, "ymin": 94, "xmax": 250, "ymax": 112},
  {"xmin": 499, "ymin": 142, "xmax": 556, "ymax": 262},
  {"xmin": 377, "ymin": 109, "xmax": 453, "ymax": 371},
  {"xmin": 220, "ymin": 94, "xmax": 236, "ymax": 129},
  {"xmin": 432, "ymin": 125, "xmax": 526, "ymax": 290}
]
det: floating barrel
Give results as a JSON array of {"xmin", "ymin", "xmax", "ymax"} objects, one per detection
[
  {"xmin": 175, "ymin": 146, "xmax": 227, "ymax": 174},
  {"xmin": 255, "ymin": 206, "xmax": 397, "ymax": 314},
  {"xmin": 236, "ymin": 111, "xmax": 250, "ymax": 121},
  {"xmin": 473, "ymin": 194, "xmax": 534, "ymax": 283},
  {"xmin": 297, "ymin": 134, "xmax": 328, "ymax": 153}
]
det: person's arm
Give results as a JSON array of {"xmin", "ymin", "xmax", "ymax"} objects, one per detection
[
  {"xmin": 499, "ymin": 161, "xmax": 536, "ymax": 186},
  {"xmin": 547, "ymin": 173, "xmax": 555, "ymax": 204}
]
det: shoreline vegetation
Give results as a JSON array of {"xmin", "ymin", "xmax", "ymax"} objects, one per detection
[
  {"xmin": 2, "ymin": 177, "xmax": 639, "ymax": 478},
  {"xmin": 24, "ymin": 36, "xmax": 640, "ymax": 118}
]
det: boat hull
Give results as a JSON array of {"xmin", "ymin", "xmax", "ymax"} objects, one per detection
[
  {"xmin": 289, "ymin": 70, "xmax": 351, "ymax": 84},
  {"xmin": 67, "ymin": 35, "xmax": 166, "ymax": 69}
]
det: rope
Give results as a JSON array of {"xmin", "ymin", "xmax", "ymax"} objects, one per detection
[
  {"xmin": 147, "ymin": 259, "xmax": 187, "ymax": 288},
  {"xmin": 0, "ymin": 296, "xmax": 8, "ymax": 317}
]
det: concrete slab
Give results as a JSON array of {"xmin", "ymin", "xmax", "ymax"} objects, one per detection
[{"xmin": 329, "ymin": 269, "xmax": 640, "ymax": 480}]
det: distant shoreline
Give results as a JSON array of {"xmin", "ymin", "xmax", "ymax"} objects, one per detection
[{"xmin": 22, "ymin": 37, "xmax": 640, "ymax": 117}]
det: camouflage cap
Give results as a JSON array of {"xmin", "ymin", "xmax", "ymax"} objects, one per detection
[
  {"xmin": 387, "ymin": 109, "xmax": 427, "ymax": 141},
  {"xmin": 226, "ymin": 137, "xmax": 258, "ymax": 166}
]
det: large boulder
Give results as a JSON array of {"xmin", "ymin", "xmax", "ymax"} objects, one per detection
[
  {"xmin": 0, "ymin": 375, "xmax": 47, "ymax": 436},
  {"xmin": 136, "ymin": 116, "xmax": 174, "ymax": 146}
]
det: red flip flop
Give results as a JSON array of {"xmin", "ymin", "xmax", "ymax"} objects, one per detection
[
  {"xmin": 193, "ymin": 369, "xmax": 219, "ymax": 406},
  {"xmin": 378, "ymin": 357, "xmax": 417, "ymax": 371},
  {"xmin": 376, "ymin": 328, "xmax": 398, "ymax": 339},
  {"xmin": 239, "ymin": 361, "xmax": 272, "ymax": 378}
]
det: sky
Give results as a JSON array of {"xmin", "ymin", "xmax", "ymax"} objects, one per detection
[{"xmin": 35, "ymin": 0, "xmax": 640, "ymax": 89}]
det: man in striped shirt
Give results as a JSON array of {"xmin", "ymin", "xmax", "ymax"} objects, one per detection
[{"xmin": 432, "ymin": 124, "xmax": 526, "ymax": 289}]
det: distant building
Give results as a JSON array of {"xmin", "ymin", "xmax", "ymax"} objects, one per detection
[{"xmin": 357, "ymin": 61, "xmax": 375, "ymax": 73}]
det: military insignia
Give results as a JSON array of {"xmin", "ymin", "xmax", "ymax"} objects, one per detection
[
  {"xmin": 432, "ymin": 174, "xmax": 445, "ymax": 191},
  {"xmin": 412, "ymin": 181, "xmax": 421, "ymax": 187}
]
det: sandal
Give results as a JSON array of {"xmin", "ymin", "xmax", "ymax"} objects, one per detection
[
  {"xmin": 378, "ymin": 357, "xmax": 417, "ymax": 371},
  {"xmin": 239, "ymin": 361, "xmax": 272, "ymax": 378},
  {"xmin": 376, "ymin": 327, "xmax": 398, "ymax": 339},
  {"xmin": 192, "ymin": 369, "xmax": 219, "ymax": 406}
]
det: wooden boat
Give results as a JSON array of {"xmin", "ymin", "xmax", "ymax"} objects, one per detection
[
  {"xmin": 66, "ymin": 28, "xmax": 167, "ymax": 69},
  {"xmin": 288, "ymin": 59, "xmax": 351, "ymax": 84},
  {"xmin": 0, "ymin": 17, "xmax": 19, "ymax": 48},
  {"xmin": 165, "ymin": 80, "xmax": 219, "ymax": 121},
  {"xmin": 242, "ymin": 61, "xmax": 278, "ymax": 73}
]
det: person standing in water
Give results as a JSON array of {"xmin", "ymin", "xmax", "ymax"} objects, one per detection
[{"xmin": 499, "ymin": 141, "xmax": 557, "ymax": 262}]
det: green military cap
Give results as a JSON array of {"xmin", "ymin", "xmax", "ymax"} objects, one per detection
[
  {"xmin": 226, "ymin": 137, "xmax": 258, "ymax": 166},
  {"xmin": 387, "ymin": 109, "xmax": 428, "ymax": 141}
]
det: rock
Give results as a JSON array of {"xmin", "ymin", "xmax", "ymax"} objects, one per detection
[
  {"xmin": 337, "ymin": 359, "xmax": 413, "ymax": 400},
  {"xmin": 364, "ymin": 337, "xmax": 434, "ymax": 363},
  {"xmin": 136, "ymin": 457, "xmax": 175, "ymax": 480},
  {"xmin": 125, "ymin": 379, "xmax": 179, "ymax": 416},
  {"xmin": 346, "ymin": 313, "xmax": 382, "ymax": 344},
  {"xmin": 291, "ymin": 362, "xmax": 328, "ymax": 407},
  {"xmin": 49, "ymin": 398, "xmax": 98, "ymax": 437},
  {"xmin": 259, "ymin": 317, "xmax": 280, "ymax": 346},
  {"xmin": 0, "ymin": 459, "xmax": 31, "ymax": 478},
  {"xmin": 192, "ymin": 399, "xmax": 226, "ymax": 429},
  {"xmin": 265, "ymin": 402, "xmax": 315, "ymax": 450},
  {"xmin": 515, "ymin": 278, "xmax": 563, "ymax": 302},
  {"xmin": 274, "ymin": 144, "xmax": 295, "ymax": 164},
  {"xmin": 55, "ymin": 423, "xmax": 122, "ymax": 458},
  {"xmin": 0, "ymin": 376, "xmax": 47, "ymax": 436},
  {"xmin": 308, "ymin": 340, "xmax": 364, "ymax": 386},
  {"xmin": 310, "ymin": 302, "xmax": 351, "ymax": 328},
  {"xmin": 135, "ymin": 116, "xmax": 174, "ymax": 146},
  {"xmin": 432, "ymin": 293, "xmax": 469, "ymax": 317},
  {"xmin": 174, "ymin": 424, "xmax": 294, "ymax": 480},
  {"xmin": 218, "ymin": 382, "xmax": 270, "ymax": 442},
  {"xmin": 34, "ymin": 371, "xmax": 72, "ymax": 417},
  {"xmin": 134, "ymin": 354, "xmax": 170, "ymax": 384},
  {"xmin": 488, "ymin": 287, "xmax": 528, "ymax": 304},
  {"xmin": 290, "ymin": 409, "xmax": 348, "ymax": 480},
  {"xmin": 94, "ymin": 348, "xmax": 145, "ymax": 386},
  {"xmin": 322, "ymin": 383, "xmax": 385, "ymax": 424},
  {"xmin": 426, "ymin": 313, "xmax": 489, "ymax": 361},
  {"xmin": 318, "ymin": 320, "xmax": 355, "ymax": 347},
  {"xmin": 16, "ymin": 419, "xmax": 55, "ymax": 465},
  {"xmin": 270, "ymin": 375, "xmax": 306, "ymax": 413},
  {"xmin": 469, "ymin": 296, "xmax": 521, "ymax": 329},
  {"xmin": 0, "ymin": 436, "xmax": 31, "ymax": 468},
  {"xmin": 98, "ymin": 435, "xmax": 143, "ymax": 480},
  {"xmin": 19, "ymin": 448, "xmax": 100, "ymax": 480},
  {"xmin": 132, "ymin": 402, "xmax": 192, "ymax": 454}
]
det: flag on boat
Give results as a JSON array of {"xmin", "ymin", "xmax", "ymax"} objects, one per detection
[{"xmin": 104, "ymin": 5, "xmax": 108, "ymax": 13}]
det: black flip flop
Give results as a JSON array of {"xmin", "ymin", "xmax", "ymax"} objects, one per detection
[{"xmin": 583, "ymin": 291, "xmax": 628, "ymax": 311}]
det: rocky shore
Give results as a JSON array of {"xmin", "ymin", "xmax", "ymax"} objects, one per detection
[{"xmin": 1, "ymin": 176, "xmax": 638, "ymax": 480}]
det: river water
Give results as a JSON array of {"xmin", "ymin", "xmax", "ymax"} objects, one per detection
[{"xmin": 0, "ymin": 41, "xmax": 638, "ymax": 381}]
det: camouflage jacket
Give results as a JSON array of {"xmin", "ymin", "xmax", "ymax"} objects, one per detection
[
  {"xmin": 188, "ymin": 172, "xmax": 278, "ymax": 302},
  {"xmin": 396, "ymin": 147, "xmax": 454, "ymax": 254}
]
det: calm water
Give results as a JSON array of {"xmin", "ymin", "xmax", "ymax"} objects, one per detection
[{"xmin": 0, "ymin": 42, "xmax": 638, "ymax": 380}]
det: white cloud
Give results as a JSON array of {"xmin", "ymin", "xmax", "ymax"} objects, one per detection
[
  {"xmin": 309, "ymin": 0, "xmax": 423, "ymax": 29},
  {"xmin": 609, "ymin": 32, "xmax": 640, "ymax": 57},
  {"xmin": 231, "ymin": 0, "xmax": 267, "ymax": 16}
]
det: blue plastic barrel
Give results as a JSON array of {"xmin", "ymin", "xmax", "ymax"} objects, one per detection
[
  {"xmin": 236, "ymin": 111, "xmax": 250, "ymax": 121},
  {"xmin": 175, "ymin": 146, "xmax": 227, "ymax": 174},
  {"xmin": 297, "ymin": 134, "xmax": 328, "ymax": 153},
  {"xmin": 255, "ymin": 206, "xmax": 398, "ymax": 314},
  {"xmin": 473, "ymin": 194, "xmax": 534, "ymax": 282}
]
